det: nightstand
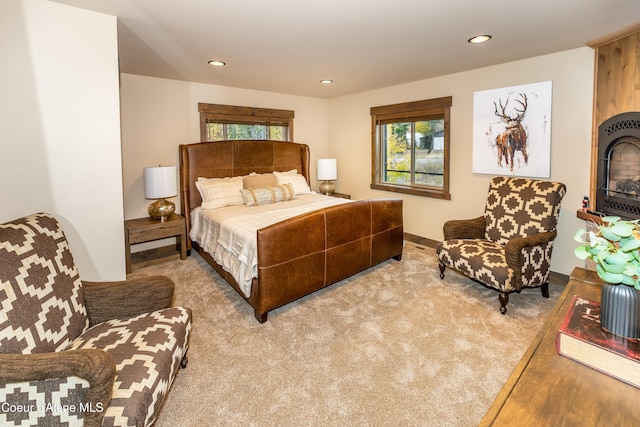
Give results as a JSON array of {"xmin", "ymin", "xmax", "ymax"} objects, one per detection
[
  {"xmin": 329, "ymin": 192, "xmax": 351, "ymax": 199},
  {"xmin": 124, "ymin": 213, "xmax": 187, "ymax": 273}
]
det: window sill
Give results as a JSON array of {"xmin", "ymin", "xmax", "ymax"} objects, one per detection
[{"xmin": 370, "ymin": 183, "xmax": 451, "ymax": 200}]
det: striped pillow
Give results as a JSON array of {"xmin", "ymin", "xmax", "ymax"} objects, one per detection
[{"xmin": 240, "ymin": 184, "xmax": 295, "ymax": 207}]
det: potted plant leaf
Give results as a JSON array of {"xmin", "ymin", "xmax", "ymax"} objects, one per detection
[{"xmin": 575, "ymin": 216, "xmax": 640, "ymax": 339}]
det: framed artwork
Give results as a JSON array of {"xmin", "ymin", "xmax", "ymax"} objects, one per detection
[{"xmin": 472, "ymin": 81, "xmax": 552, "ymax": 178}]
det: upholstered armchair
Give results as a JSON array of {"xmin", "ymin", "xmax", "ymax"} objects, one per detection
[
  {"xmin": 436, "ymin": 176, "xmax": 566, "ymax": 314},
  {"xmin": 0, "ymin": 213, "xmax": 192, "ymax": 427}
]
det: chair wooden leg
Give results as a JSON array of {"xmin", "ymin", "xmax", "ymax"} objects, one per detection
[
  {"xmin": 499, "ymin": 292, "xmax": 509, "ymax": 314},
  {"xmin": 180, "ymin": 353, "xmax": 189, "ymax": 369},
  {"xmin": 438, "ymin": 263, "xmax": 446, "ymax": 279},
  {"xmin": 541, "ymin": 282, "xmax": 550, "ymax": 298}
]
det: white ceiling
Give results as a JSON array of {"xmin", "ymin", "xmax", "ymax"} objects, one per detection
[{"xmin": 52, "ymin": 0, "xmax": 640, "ymax": 99}]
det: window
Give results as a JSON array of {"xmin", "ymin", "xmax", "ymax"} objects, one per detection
[
  {"xmin": 198, "ymin": 103, "xmax": 294, "ymax": 141},
  {"xmin": 371, "ymin": 96, "xmax": 452, "ymax": 200}
]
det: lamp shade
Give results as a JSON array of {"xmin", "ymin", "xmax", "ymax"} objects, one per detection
[
  {"xmin": 144, "ymin": 166, "xmax": 177, "ymax": 199},
  {"xmin": 317, "ymin": 159, "xmax": 337, "ymax": 181}
]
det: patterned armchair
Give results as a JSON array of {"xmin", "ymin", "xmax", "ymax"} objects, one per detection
[
  {"xmin": 436, "ymin": 177, "xmax": 566, "ymax": 314},
  {"xmin": 0, "ymin": 213, "xmax": 192, "ymax": 426}
]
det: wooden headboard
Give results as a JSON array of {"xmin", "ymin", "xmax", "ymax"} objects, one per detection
[{"xmin": 179, "ymin": 140, "xmax": 310, "ymax": 244}]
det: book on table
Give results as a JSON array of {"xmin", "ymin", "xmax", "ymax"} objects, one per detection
[{"xmin": 556, "ymin": 295, "xmax": 640, "ymax": 389}]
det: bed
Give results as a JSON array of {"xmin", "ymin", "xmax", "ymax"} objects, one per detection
[{"xmin": 179, "ymin": 140, "xmax": 403, "ymax": 322}]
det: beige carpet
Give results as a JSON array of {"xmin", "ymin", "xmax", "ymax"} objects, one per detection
[{"xmin": 129, "ymin": 243, "xmax": 562, "ymax": 427}]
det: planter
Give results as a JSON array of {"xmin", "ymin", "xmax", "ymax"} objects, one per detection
[{"xmin": 600, "ymin": 283, "xmax": 640, "ymax": 339}]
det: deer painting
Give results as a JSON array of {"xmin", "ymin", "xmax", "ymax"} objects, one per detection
[{"xmin": 493, "ymin": 93, "xmax": 528, "ymax": 172}]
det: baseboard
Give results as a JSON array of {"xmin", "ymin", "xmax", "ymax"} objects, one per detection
[
  {"xmin": 548, "ymin": 270, "xmax": 569, "ymax": 286},
  {"xmin": 404, "ymin": 232, "xmax": 439, "ymax": 249},
  {"xmin": 404, "ymin": 232, "xmax": 569, "ymax": 286}
]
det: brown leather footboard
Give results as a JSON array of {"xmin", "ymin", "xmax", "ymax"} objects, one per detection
[
  {"xmin": 180, "ymin": 140, "xmax": 403, "ymax": 322},
  {"xmin": 253, "ymin": 198, "xmax": 403, "ymax": 321}
]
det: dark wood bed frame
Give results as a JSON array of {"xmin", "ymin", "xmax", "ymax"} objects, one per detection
[{"xmin": 179, "ymin": 140, "xmax": 403, "ymax": 322}]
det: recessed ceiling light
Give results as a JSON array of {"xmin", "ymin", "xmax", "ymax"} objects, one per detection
[
  {"xmin": 468, "ymin": 35, "xmax": 492, "ymax": 44},
  {"xmin": 320, "ymin": 79, "xmax": 333, "ymax": 84},
  {"xmin": 208, "ymin": 60, "xmax": 226, "ymax": 67}
]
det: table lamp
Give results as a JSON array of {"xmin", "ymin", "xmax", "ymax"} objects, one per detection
[
  {"xmin": 317, "ymin": 159, "xmax": 337, "ymax": 195},
  {"xmin": 144, "ymin": 165, "xmax": 177, "ymax": 221}
]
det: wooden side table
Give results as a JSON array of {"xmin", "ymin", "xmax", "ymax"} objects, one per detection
[
  {"xmin": 329, "ymin": 192, "xmax": 351, "ymax": 199},
  {"xmin": 480, "ymin": 267, "xmax": 640, "ymax": 426},
  {"xmin": 124, "ymin": 214, "xmax": 187, "ymax": 273}
]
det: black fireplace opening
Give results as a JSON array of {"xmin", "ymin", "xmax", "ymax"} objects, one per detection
[{"xmin": 596, "ymin": 112, "xmax": 640, "ymax": 219}]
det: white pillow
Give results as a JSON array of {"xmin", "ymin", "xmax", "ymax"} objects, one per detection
[
  {"xmin": 273, "ymin": 170, "xmax": 311, "ymax": 195},
  {"xmin": 195, "ymin": 176, "xmax": 244, "ymax": 210}
]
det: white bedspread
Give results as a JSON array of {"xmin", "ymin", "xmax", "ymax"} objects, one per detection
[{"xmin": 190, "ymin": 194, "xmax": 352, "ymax": 297}]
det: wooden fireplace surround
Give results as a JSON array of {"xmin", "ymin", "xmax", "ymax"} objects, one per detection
[{"xmin": 585, "ymin": 23, "xmax": 640, "ymax": 215}]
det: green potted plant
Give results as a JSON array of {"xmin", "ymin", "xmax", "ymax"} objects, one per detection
[{"xmin": 575, "ymin": 216, "xmax": 640, "ymax": 339}]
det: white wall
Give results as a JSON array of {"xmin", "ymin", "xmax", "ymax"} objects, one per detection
[
  {"xmin": 120, "ymin": 49, "xmax": 594, "ymax": 275},
  {"xmin": 328, "ymin": 47, "xmax": 594, "ymax": 276},
  {"xmin": 3, "ymin": 0, "xmax": 593, "ymax": 278},
  {"xmin": 119, "ymin": 74, "xmax": 330, "ymax": 250},
  {"xmin": 0, "ymin": 0, "xmax": 124, "ymax": 280}
]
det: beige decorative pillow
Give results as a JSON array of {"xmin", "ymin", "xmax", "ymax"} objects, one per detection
[
  {"xmin": 195, "ymin": 176, "xmax": 244, "ymax": 209},
  {"xmin": 243, "ymin": 173, "xmax": 278, "ymax": 189},
  {"xmin": 273, "ymin": 170, "xmax": 311, "ymax": 195},
  {"xmin": 240, "ymin": 183, "xmax": 295, "ymax": 207}
]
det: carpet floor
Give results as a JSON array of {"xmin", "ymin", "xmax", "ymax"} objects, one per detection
[{"xmin": 129, "ymin": 242, "xmax": 562, "ymax": 427}]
